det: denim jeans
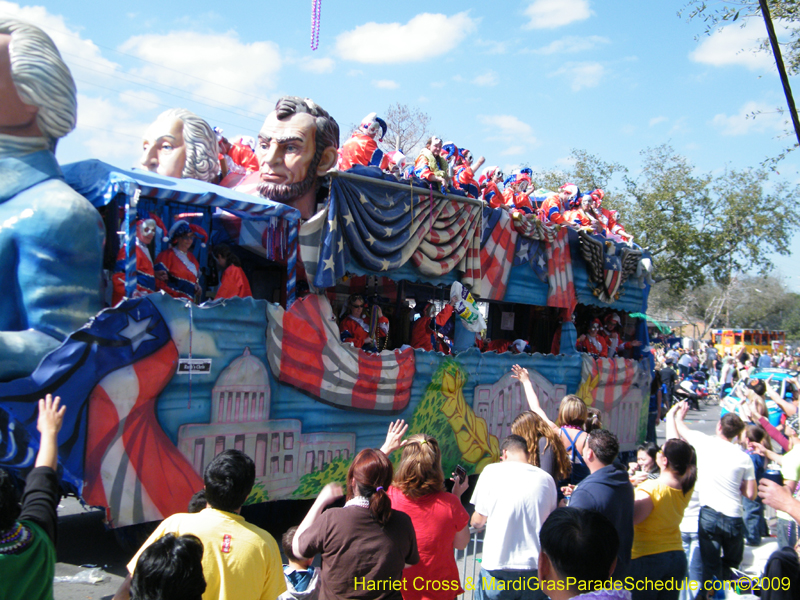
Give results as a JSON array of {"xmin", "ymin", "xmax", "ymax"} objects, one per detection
[
  {"xmin": 698, "ymin": 506, "xmax": 744, "ymax": 587},
  {"xmin": 475, "ymin": 568, "xmax": 545, "ymax": 600},
  {"xmin": 629, "ymin": 550, "xmax": 688, "ymax": 600},
  {"xmin": 646, "ymin": 411, "xmax": 659, "ymax": 445},
  {"xmin": 742, "ymin": 496, "xmax": 765, "ymax": 545},
  {"xmin": 679, "ymin": 532, "xmax": 702, "ymax": 600}
]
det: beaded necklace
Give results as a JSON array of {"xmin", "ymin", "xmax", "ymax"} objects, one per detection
[{"xmin": 0, "ymin": 522, "xmax": 34, "ymax": 555}]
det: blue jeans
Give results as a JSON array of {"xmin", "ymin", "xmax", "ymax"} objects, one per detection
[
  {"xmin": 646, "ymin": 411, "xmax": 658, "ymax": 444},
  {"xmin": 742, "ymin": 496, "xmax": 765, "ymax": 545},
  {"xmin": 629, "ymin": 550, "xmax": 688, "ymax": 600},
  {"xmin": 476, "ymin": 568, "xmax": 545, "ymax": 600},
  {"xmin": 680, "ymin": 532, "xmax": 702, "ymax": 600},
  {"xmin": 698, "ymin": 506, "xmax": 744, "ymax": 587}
]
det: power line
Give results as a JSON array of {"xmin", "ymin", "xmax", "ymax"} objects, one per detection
[
  {"xmin": 0, "ymin": 9, "xmax": 274, "ymax": 105},
  {"xmin": 62, "ymin": 51, "xmax": 267, "ymax": 123}
]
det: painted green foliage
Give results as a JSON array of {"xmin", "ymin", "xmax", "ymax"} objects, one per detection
[
  {"xmin": 288, "ymin": 357, "xmax": 500, "ymax": 497},
  {"xmin": 244, "ymin": 479, "xmax": 270, "ymax": 505}
]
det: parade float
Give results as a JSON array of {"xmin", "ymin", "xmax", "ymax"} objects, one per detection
[{"xmin": 0, "ymin": 18, "xmax": 655, "ymax": 530}]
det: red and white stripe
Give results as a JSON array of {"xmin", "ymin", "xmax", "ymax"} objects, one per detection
[
  {"xmin": 266, "ymin": 295, "xmax": 415, "ymax": 413},
  {"xmin": 546, "ymin": 227, "xmax": 577, "ymax": 313}
]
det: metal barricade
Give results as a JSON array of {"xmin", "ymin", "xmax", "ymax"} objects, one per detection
[{"xmin": 455, "ymin": 527, "xmax": 485, "ymax": 600}]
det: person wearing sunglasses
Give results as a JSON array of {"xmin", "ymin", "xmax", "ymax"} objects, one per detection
[
  {"xmin": 339, "ymin": 295, "xmax": 388, "ymax": 352},
  {"xmin": 576, "ymin": 318, "xmax": 608, "ymax": 359}
]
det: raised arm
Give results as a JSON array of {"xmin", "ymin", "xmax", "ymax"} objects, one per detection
[
  {"xmin": 293, "ymin": 483, "xmax": 344, "ymax": 559},
  {"xmin": 670, "ymin": 401, "xmax": 692, "ymax": 441},
  {"xmin": 511, "ymin": 365, "xmax": 556, "ymax": 429},
  {"xmin": 379, "ymin": 419, "xmax": 408, "ymax": 455}
]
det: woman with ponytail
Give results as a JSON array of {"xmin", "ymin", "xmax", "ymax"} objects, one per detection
[
  {"xmin": 293, "ymin": 448, "xmax": 419, "ymax": 600},
  {"xmin": 387, "ymin": 434, "xmax": 470, "ymax": 600},
  {"xmin": 629, "ymin": 439, "xmax": 698, "ymax": 600}
]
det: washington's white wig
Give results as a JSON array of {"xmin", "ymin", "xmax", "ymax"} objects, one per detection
[
  {"xmin": 0, "ymin": 18, "xmax": 77, "ymax": 148},
  {"xmin": 155, "ymin": 108, "xmax": 220, "ymax": 183}
]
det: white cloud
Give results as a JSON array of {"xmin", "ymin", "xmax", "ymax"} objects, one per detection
[
  {"xmin": 430, "ymin": 81, "xmax": 447, "ymax": 89},
  {"xmin": 0, "ymin": 1, "xmax": 118, "ymax": 76},
  {"xmin": 335, "ymin": 12, "xmax": 477, "ymax": 64},
  {"xmin": 530, "ymin": 35, "xmax": 609, "ymax": 55},
  {"xmin": 119, "ymin": 31, "xmax": 281, "ymax": 114},
  {"xmin": 549, "ymin": 62, "xmax": 605, "ymax": 90},
  {"xmin": 347, "ymin": 69, "xmax": 364, "ymax": 77},
  {"xmin": 711, "ymin": 101, "xmax": 787, "ymax": 135},
  {"xmin": 479, "ymin": 114, "xmax": 537, "ymax": 153},
  {"xmin": 373, "ymin": 79, "xmax": 399, "ymax": 89},
  {"xmin": 690, "ymin": 17, "xmax": 789, "ymax": 71},
  {"xmin": 649, "ymin": 116, "xmax": 668, "ymax": 127},
  {"xmin": 475, "ymin": 39, "xmax": 508, "ymax": 55},
  {"xmin": 75, "ymin": 93, "xmax": 150, "ymax": 162},
  {"xmin": 299, "ymin": 57, "xmax": 335, "ymax": 74},
  {"xmin": 523, "ymin": 0, "xmax": 592, "ymax": 29},
  {"xmin": 501, "ymin": 145, "xmax": 526, "ymax": 156},
  {"xmin": 472, "ymin": 71, "xmax": 499, "ymax": 87}
]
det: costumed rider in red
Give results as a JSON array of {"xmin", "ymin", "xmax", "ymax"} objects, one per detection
[
  {"xmin": 339, "ymin": 294, "xmax": 389, "ymax": 352},
  {"xmin": 155, "ymin": 220, "xmax": 207, "ymax": 302},
  {"xmin": 451, "ymin": 147, "xmax": 485, "ymax": 199},
  {"xmin": 592, "ymin": 189, "xmax": 632, "ymax": 243},
  {"xmin": 479, "ymin": 166, "xmax": 504, "ymax": 208},
  {"xmin": 382, "ymin": 150, "xmax": 407, "ymax": 179},
  {"xmin": 602, "ymin": 313, "xmax": 641, "ymax": 358},
  {"xmin": 212, "ymin": 244, "xmax": 252, "ymax": 299},
  {"xmin": 112, "ymin": 214, "xmax": 166, "ymax": 306},
  {"xmin": 539, "ymin": 183, "xmax": 579, "ymax": 226},
  {"xmin": 576, "ymin": 318, "xmax": 608, "ymax": 358},
  {"xmin": 215, "ymin": 127, "xmax": 258, "ymax": 175},
  {"xmin": 411, "ymin": 301, "xmax": 455, "ymax": 353},
  {"xmin": 564, "ymin": 192, "xmax": 604, "ymax": 234},
  {"xmin": 502, "ymin": 168, "xmax": 535, "ymax": 214},
  {"xmin": 414, "ymin": 136, "xmax": 449, "ymax": 188},
  {"xmin": 338, "ymin": 112, "xmax": 387, "ymax": 171}
]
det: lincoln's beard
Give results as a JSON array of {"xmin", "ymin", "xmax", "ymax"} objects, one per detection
[{"xmin": 257, "ymin": 148, "xmax": 321, "ymax": 203}]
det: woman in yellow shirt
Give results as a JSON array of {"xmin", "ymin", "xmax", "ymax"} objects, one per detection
[{"xmin": 629, "ymin": 439, "xmax": 697, "ymax": 600}]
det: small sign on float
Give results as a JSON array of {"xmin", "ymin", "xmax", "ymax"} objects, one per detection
[{"xmin": 177, "ymin": 358, "xmax": 212, "ymax": 374}]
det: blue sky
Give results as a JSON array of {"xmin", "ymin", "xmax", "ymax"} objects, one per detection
[{"xmin": 4, "ymin": 0, "xmax": 800, "ymax": 288}]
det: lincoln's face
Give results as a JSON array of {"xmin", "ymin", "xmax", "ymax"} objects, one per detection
[
  {"xmin": 140, "ymin": 115, "xmax": 187, "ymax": 178},
  {"xmin": 257, "ymin": 111, "xmax": 317, "ymax": 191}
]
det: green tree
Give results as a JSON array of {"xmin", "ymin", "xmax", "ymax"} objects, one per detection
[{"xmin": 613, "ymin": 144, "xmax": 799, "ymax": 294}]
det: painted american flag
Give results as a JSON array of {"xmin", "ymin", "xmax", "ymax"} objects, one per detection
[{"xmin": 266, "ymin": 294, "xmax": 415, "ymax": 413}]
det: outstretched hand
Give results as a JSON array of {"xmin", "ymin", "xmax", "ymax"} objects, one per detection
[
  {"xmin": 319, "ymin": 482, "xmax": 344, "ymax": 506},
  {"xmin": 37, "ymin": 394, "xmax": 65, "ymax": 437},
  {"xmin": 511, "ymin": 364, "xmax": 530, "ymax": 384},
  {"xmin": 380, "ymin": 419, "xmax": 408, "ymax": 455}
]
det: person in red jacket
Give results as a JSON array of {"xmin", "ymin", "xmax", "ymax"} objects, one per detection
[
  {"xmin": 155, "ymin": 220, "xmax": 206, "ymax": 302},
  {"xmin": 338, "ymin": 112, "xmax": 387, "ymax": 171},
  {"xmin": 112, "ymin": 214, "xmax": 165, "ymax": 305},
  {"xmin": 339, "ymin": 295, "xmax": 388, "ymax": 351},
  {"xmin": 411, "ymin": 302, "xmax": 454, "ymax": 352},
  {"xmin": 452, "ymin": 148, "xmax": 485, "ymax": 199},
  {"xmin": 539, "ymin": 183, "xmax": 579, "ymax": 226},
  {"xmin": 479, "ymin": 166, "xmax": 505, "ymax": 208},
  {"xmin": 576, "ymin": 318, "xmax": 608, "ymax": 358},
  {"xmin": 502, "ymin": 169, "xmax": 534, "ymax": 214},
  {"xmin": 212, "ymin": 245, "xmax": 252, "ymax": 299}
]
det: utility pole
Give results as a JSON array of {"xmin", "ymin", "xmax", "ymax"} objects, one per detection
[{"xmin": 759, "ymin": 0, "xmax": 800, "ymax": 148}]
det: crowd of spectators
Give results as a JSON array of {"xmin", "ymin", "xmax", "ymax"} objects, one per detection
[{"xmin": 9, "ymin": 373, "xmax": 800, "ymax": 600}]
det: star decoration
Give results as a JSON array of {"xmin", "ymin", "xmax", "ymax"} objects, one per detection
[
  {"xmin": 359, "ymin": 193, "xmax": 368, "ymax": 204},
  {"xmin": 118, "ymin": 314, "xmax": 156, "ymax": 352},
  {"xmin": 323, "ymin": 255, "xmax": 335, "ymax": 271},
  {"xmin": 366, "ymin": 233, "xmax": 376, "ymax": 245},
  {"xmin": 343, "ymin": 212, "xmax": 354, "ymax": 227},
  {"xmin": 381, "ymin": 259, "xmax": 390, "ymax": 271},
  {"xmin": 384, "ymin": 226, "xmax": 393, "ymax": 236},
  {"xmin": 328, "ymin": 218, "xmax": 337, "ymax": 231}
]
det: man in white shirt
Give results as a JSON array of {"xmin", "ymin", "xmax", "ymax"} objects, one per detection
[
  {"xmin": 672, "ymin": 402, "xmax": 755, "ymax": 592},
  {"xmin": 471, "ymin": 435, "xmax": 558, "ymax": 600}
]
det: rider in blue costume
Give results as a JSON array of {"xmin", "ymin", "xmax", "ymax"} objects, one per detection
[{"xmin": 0, "ymin": 19, "xmax": 104, "ymax": 381}]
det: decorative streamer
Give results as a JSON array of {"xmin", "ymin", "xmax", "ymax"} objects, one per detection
[{"xmin": 310, "ymin": 0, "xmax": 321, "ymax": 51}]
